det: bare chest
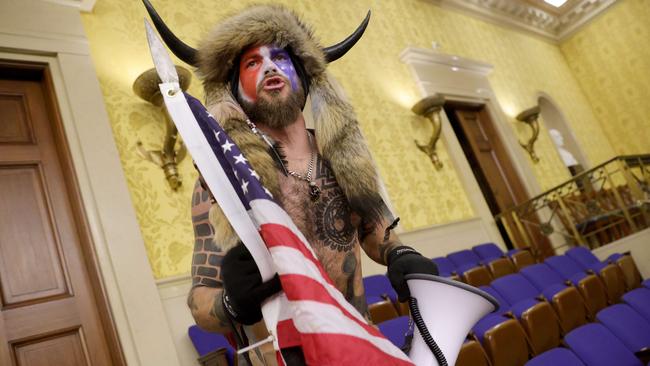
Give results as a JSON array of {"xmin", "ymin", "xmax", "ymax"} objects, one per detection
[{"xmin": 277, "ymin": 157, "xmax": 362, "ymax": 291}]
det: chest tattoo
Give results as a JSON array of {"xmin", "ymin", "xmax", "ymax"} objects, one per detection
[{"xmin": 314, "ymin": 189, "xmax": 356, "ymax": 252}]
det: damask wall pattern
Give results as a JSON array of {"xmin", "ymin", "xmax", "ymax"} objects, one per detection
[
  {"xmin": 82, "ymin": 0, "xmax": 614, "ymax": 279},
  {"xmin": 560, "ymin": 0, "xmax": 650, "ymax": 155}
]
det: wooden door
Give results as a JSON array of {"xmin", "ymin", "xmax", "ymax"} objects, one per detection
[
  {"xmin": 445, "ymin": 104, "xmax": 553, "ymax": 257},
  {"xmin": 0, "ymin": 63, "xmax": 121, "ymax": 365}
]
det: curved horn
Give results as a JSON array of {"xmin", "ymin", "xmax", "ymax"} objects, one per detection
[
  {"xmin": 322, "ymin": 10, "xmax": 371, "ymax": 63},
  {"xmin": 142, "ymin": 0, "xmax": 198, "ymax": 66}
]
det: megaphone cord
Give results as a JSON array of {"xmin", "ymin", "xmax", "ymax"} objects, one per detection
[{"xmin": 409, "ymin": 297, "xmax": 448, "ymax": 366}]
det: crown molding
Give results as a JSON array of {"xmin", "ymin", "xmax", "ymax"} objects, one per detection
[
  {"xmin": 41, "ymin": 0, "xmax": 96, "ymax": 12},
  {"xmin": 430, "ymin": 0, "xmax": 618, "ymax": 43}
]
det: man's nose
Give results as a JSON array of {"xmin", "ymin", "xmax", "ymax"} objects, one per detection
[{"xmin": 263, "ymin": 59, "xmax": 278, "ymax": 75}]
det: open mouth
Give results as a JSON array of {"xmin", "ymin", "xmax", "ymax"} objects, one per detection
[{"xmin": 262, "ymin": 76, "xmax": 286, "ymax": 91}]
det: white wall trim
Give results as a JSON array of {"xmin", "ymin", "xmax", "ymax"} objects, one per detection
[
  {"xmin": 157, "ymin": 276, "xmax": 201, "ymax": 366},
  {"xmin": 0, "ymin": 1, "xmax": 179, "ymax": 365}
]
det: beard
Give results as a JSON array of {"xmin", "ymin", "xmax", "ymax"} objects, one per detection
[{"xmin": 240, "ymin": 79, "xmax": 305, "ymax": 129}]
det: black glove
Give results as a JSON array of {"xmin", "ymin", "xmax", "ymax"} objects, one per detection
[
  {"xmin": 221, "ymin": 244, "xmax": 282, "ymax": 325},
  {"xmin": 387, "ymin": 246, "xmax": 439, "ymax": 302}
]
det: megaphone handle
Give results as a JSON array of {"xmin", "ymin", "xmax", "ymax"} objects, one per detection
[{"xmin": 409, "ymin": 297, "xmax": 448, "ymax": 366}]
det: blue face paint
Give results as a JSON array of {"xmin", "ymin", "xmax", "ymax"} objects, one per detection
[{"xmin": 269, "ymin": 47, "xmax": 299, "ymax": 91}]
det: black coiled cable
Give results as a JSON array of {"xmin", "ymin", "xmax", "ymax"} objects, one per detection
[{"xmin": 409, "ymin": 297, "xmax": 447, "ymax": 366}]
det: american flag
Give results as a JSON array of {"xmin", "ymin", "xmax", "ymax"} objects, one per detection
[{"xmin": 183, "ymin": 93, "xmax": 413, "ymax": 365}]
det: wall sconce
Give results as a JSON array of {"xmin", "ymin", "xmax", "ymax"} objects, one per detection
[
  {"xmin": 412, "ymin": 94, "xmax": 446, "ymax": 170},
  {"xmin": 133, "ymin": 66, "xmax": 191, "ymax": 190},
  {"xmin": 516, "ymin": 105, "xmax": 541, "ymax": 164}
]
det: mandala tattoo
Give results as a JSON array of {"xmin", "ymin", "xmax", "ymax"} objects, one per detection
[{"xmin": 314, "ymin": 188, "xmax": 356, "ymax": 252}]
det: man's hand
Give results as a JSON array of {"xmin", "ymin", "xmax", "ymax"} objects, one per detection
[
  {"xmin": 387, "ymin": 246, "xmax": 439, "ymax": 302},
  {"xmin": 221, "ymin": 244, "xmax": 282, "ymax": 325}
]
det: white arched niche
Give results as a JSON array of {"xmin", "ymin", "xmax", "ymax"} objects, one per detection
[{"xmin": 537, "ymin": 93, "xmax": 590, "ymax": 172}]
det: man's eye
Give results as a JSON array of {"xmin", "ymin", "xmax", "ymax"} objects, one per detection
[
  {"xmin": 246, "ymin": 60, "xmax": 258, "ymax": 68},
  {"xmin": 273, "ymin": 54, "xmax": 286, "ymax": 61}
]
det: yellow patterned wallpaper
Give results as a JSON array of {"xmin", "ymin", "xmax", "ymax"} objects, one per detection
[
  {"xmin": 82, "ymin": 0, "xmax": 613, "ymax": 278},
  {"xmin": 560, "ymin": 0, "xmax": 650, "ymax": 155}
]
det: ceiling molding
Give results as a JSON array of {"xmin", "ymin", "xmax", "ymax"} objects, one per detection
[
  {"xmin": 430, "ymin": 0, "xmax": 618, "ymax": 43},
  {"xmin": 41, "ymin": 0, "xmax": 96, "ymax": 13}
]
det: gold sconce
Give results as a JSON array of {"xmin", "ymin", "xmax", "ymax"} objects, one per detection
[
  {"xmin": 412, "ymin": 94, "xmax": 446, "ymax": 170},
  {"xmin": 133, "ymin": 66, "xmax": 191, "ymax": 190},
  {"xmin": 516, "ymin": 105, "xmax": 541, "ymax": 163}
]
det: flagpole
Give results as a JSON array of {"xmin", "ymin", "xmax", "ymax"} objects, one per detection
[{"xmin": 144, "ymin": 20, "xmax": 284, "ymax": 357}]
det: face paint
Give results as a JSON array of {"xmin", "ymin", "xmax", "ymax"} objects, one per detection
[{"xmin": 238, "ymin": 45, "xmax": 299, "ymax": 102}]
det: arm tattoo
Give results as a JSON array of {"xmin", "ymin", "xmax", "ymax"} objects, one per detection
[
  {"xmin": 191, "ymin": 179, "xmax": 225, "ymax": 288},
  {"xmin": 360, "ymin": 214, "xmax": 402, "ymax": 265},
  {"xmin": 189, "ymin": 179, "xmax": 233, "ymax": 329}
]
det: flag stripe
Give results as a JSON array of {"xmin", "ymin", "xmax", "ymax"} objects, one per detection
[
  {"xmin": 260, "ymin": 221, "xmax": 335, "ymax": 285},
  {"xmin": 279, "ymin": 273, "xmax": 384, "ymax": 337},
  {"xmin": 290, "ymin": 300, "xmax": 412, "ymax": 363},
  {"xmin": 269, "ymin": 245, "xmax": 369, "ymax": 324}
]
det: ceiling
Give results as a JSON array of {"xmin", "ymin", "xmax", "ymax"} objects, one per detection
[
  {"xmin": 49, "ymin": 0, "xmax": 616, "ymax": 41},
  {"xmin": 432, "ymin": 0, "xmax": 618, "ymax": 42}
]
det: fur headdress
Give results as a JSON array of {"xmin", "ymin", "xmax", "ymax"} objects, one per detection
[{"xmin": 144, "ymin": 2, "xmax": 386, "ymax": 250}]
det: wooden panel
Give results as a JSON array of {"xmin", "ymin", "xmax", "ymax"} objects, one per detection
[
  {"xmin": 0, "ymin": 92, "xmax": 34, "ymax": 144},
  {"xmin": 13, "ymin": 329, "xmax": 89, "ymax": 366},
  {"xmin": 0, "ymin": 164, "xmax": 69, "ymax": 308},
  {"xmin": 3, "ymin": 298, "xmax": 80, "ymax": 341}
]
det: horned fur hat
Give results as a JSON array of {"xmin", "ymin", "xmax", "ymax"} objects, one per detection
[{"xmin": 144, "ymin": 1, "xmax": 386, "ymax": 250}]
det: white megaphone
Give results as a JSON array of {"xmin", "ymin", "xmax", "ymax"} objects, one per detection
[{"xmin": 405, "ymin": 274, "xmax": 499, "ymax": 366}]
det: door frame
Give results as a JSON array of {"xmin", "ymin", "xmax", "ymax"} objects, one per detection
[
  {"xmin": 401, "ymin": 46, "xmax": 544, "ymax": 249},
  {"xmin": 0, "ymin": 1, "xmax": 180, "ymax": 365},
  {"xmin": 0, "ymin": 59, "xmax": 124, "ymax": 365}
]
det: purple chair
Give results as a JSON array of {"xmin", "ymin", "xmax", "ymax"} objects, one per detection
[
  {"xmin": 432, "ymin": 256, "xmax": 456, "ymax": 278},
  {"xmin": 544, "ymin": 255, "xmax": 585, "ymax": 282},
  {"xmin": 521, "ymin": 263, "xmax": 568, "ymax": 295},
  {"xmin": 565, "ymin": 323, "xmax": 643, "ymax": 366},
  {"xmin": 643, "ymin": 279, "xmax": 650, "ymax": 289},
  {"xmin": 525, "ymin": 348, "xmax": 586, "ymax": 366},
  {"xmin": 472, "ymin": 243, "xmax": 505, "ymax": 262},
  {"xmin": 622, "ymin": 288, "xmax": 650, "ymax": 323},
  {"xmin": 479, "ymin": 285, "xmax": 508, "ymax": 312},
  {"xmin": 545, "ymin": 255, "xmax": 611, "ymax": 318},
  {"xmin": 521, "ymin": 263, "xmax": 589, "ymax": 332},
  {"xmin": 491, "ymin": 274, "xmax": 543, "ymax": 315},
  {"xmin": 596, "ymin": 304, "xmax": 650, "ymax": 354},
  {"xmin": 447, "ymin": 249, "xmax": 482, "ymax": 268},
  {"xmin": 447, "ymin": 249, "xmax": 492, "ymax": 285},
  {"xmin": 566, "ymin": 247, "xmax": 609, "ymax": 272},
  {"xmin": 363, "ymin": 274, "xmax": 397, "ymax": 304},
  {"xmin": 491, "ymin": 274, "xmax": 562, "ymax": 355},
  {"xmin": 188, "ymin": 325, "xmax": 235, "ymax": 366},
  {"xmin": 471, "ymin": 313, "xmax": 511, "ymax": 342},
  {"xmin": 471, "ymin": 286, "xmax": 509, "ymax": 343},
  {"xmin": 377, "ymin": 316, "xmax": 409, "ymax": 349}
]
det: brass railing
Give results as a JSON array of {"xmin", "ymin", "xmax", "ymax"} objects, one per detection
[{"xmin": 496, "ymin": 155, "xmax": 650, "ymax": 256}]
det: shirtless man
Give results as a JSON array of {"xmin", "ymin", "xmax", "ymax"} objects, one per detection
[{"xmin": 143, "ymin": 2, "xmax": 438, "ymax": 364}]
